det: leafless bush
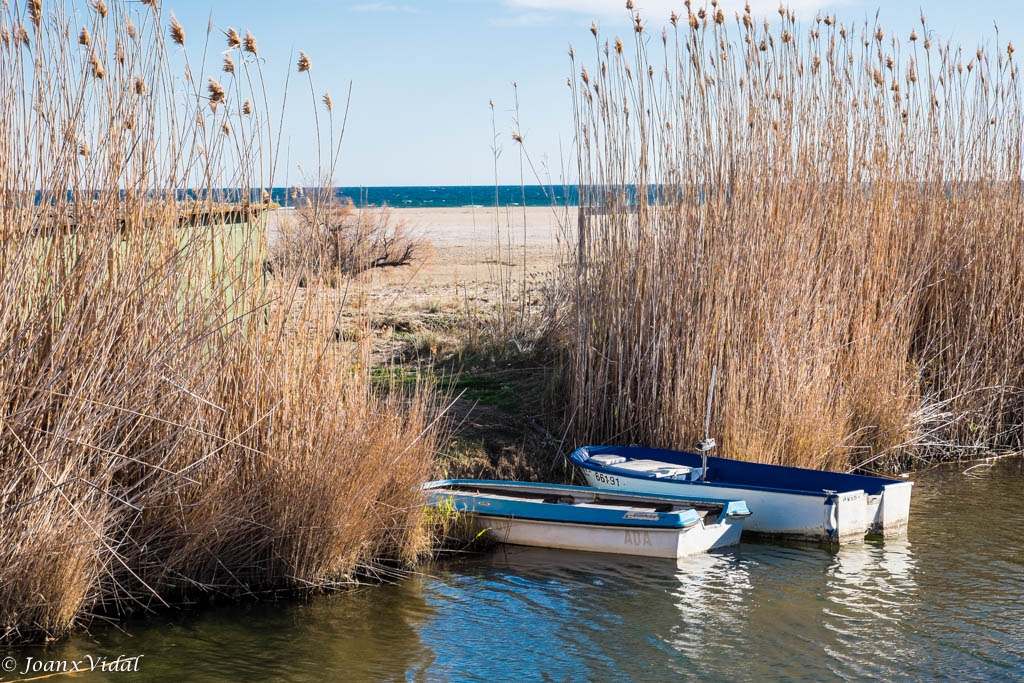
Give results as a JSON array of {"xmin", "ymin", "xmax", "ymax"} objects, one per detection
[{"xmin": 271, "ymin": 195, "xmax": 425, "ymax": 278}]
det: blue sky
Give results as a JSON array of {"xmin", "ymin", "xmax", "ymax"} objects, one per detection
[{"xmin": 165, "ymin": 1, "xmax": 1024, "ymax": 186}]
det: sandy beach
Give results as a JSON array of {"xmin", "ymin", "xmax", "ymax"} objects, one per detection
[
  {"xmin": 269, "ymin": 205, "xmax": 574, "ymax": 318},
  {"xmin": 400, "ymin": 205, "xmax": 569, "ymax": 284}
]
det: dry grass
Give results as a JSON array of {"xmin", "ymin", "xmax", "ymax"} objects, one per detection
[
  {"xmin": 0, "ymin": 0, "xmax": 439, "ymax": 644},
  {"xmin": 563, "ymin": 7, "xmax": 1024, "ymax": 472}
]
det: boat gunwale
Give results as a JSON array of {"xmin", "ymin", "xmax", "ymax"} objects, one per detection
[
  {"xmin": 424, "ymin": 488, "xmax": 700, "ymax": 530},
  {"xmin": 572, "ymin": 457, "xmax": 837, "ymax": 498},
  {"xmin": 462, "ymin": 511, "xmax": 707, "ymax": 531},
  {"xmin": 424, "ymin": 478, "xmax": 750, "ymax": 508}
]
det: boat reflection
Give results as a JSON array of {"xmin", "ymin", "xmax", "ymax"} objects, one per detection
[
  {"xmin": 820, "ymin": 538, "xmax": 919, "ymax": 679},
  {"xmin": 659, "ymin": 538, "xmax": 918, "ymax": 681}
]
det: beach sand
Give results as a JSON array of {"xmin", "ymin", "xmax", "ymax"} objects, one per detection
[
  {"xmin": 374, "ymin": 205, "xmax": 570, "ymax": 308},
  {"xmin": 269, "ymin": 205, "xmax": 574, "ymax": 317}
]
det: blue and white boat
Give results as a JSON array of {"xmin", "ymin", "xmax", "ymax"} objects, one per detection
[
  {"xmin": 570, "ymin": 445, "xmax": 914, "ymax": 543},
  {"xmin": 423, "ymin": 479, "xmax": 751, "ymax": 559}
]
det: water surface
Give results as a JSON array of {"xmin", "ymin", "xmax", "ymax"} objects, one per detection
[{"xmin": 6, "ymin": 459, "xmax": 1023, "ymax": 681}]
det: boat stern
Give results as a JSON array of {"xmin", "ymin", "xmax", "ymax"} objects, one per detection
[
  {"xmin": 869, "ymin": 481, "xmax": 914, "ymax": 537},
  {"xmin": 719, "ymin": 499, "xmax": 752, "ymax": 548},
  {"xmin": 691, "ymin": 499, "xmax": 750, "ymax": 553}
]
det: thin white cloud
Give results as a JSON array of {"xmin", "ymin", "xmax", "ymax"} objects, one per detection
[
  {"xmin": 504, "ymin": 1, "xmax": 849, "ymax": 23},
  {"xmin": 352, "ymin": 2, "xmax": 420, "ymax": 13},
  {"xmin": 491, "ymin": 12, "xmax": 554, "ymax": 27}
]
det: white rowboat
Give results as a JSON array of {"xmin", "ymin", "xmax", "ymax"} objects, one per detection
[
  {"xmin": 423, "ymin": 479, "xmax": 751, "ymax": 559},
  {"xmin": 571, "ymin": 446, "xmax": 913, "ymax": 544}
]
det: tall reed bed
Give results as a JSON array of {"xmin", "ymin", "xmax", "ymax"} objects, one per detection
[
  {"xmin": 565, "ymin": 4, "xmax": 1024, "ymax": 471},
  {"xmin": 0, "ymin": 0, "xmax": 438, "ymax": 644}
]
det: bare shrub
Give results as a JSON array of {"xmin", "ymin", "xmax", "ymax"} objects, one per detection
[{"xmin": 271, "ymin": 195, "xmax": 425, "ymax": 279}]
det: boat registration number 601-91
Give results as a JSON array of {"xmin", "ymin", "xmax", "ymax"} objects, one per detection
[{"xmin": 593, "ymin": 472, "xmax": 621, "ymax": 487}]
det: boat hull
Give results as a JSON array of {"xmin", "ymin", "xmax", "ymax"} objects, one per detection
[
  {"xmin": 472, "ymin": 514, "xmax": 742, "ymax": 559},
  {"xmin": 572, "ymin": 446, "xmax": 913, "ymax": 543}
]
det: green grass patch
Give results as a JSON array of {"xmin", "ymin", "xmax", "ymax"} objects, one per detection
[{"xmin": 443, "ymin": 371, "xmax": 521, "ymax": 409}]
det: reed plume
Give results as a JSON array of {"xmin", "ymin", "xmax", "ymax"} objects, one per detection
[
  {"xmin": 27, "ymin": 0, "xmax": 41, "ymax": 27},
  {"xmin": 169, "ymin": 13, "xmax": 184, "ymax": 45},
  {"xmin": 89, "ymin": 51, "xmax": 104, "ymax": 78},
  {"xmin": 243, "ymin": 29, "xmax": 257, "ymax": 54},
  {"xmin": 207, "ymin": 76, "xmax": 225, "ymax": 104}
]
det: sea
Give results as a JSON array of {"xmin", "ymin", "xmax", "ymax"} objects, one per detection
[
  {"xmin": 41, "ymin": 185, "xmax": 683, "ymax": 208},
  {"xmin": 267, "ymin": 185, "xmax": 578, "ymax": 208},
  {"xmin": 30, "ymin": 186, "xmax": 577, "ymax": 208}
]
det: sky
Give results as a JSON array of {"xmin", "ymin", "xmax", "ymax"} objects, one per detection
[{"xmin": 163, "ymin": 1, "xmax": 1024, "ymax": 187}]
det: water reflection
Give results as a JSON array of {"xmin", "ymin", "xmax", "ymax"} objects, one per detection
[
  {"xmin": 819, "ymin": 539, "xmax": 919, "ymax": 680},
  {"xmin": 421, "ymin": 547, "xmax": 695, "ymax": 681},
  {"xmin": 427, "ymin": 542, "xmax": 926, "ymax": 682},
  {"xmin": 904, "ymin": 459, "xmax": 1024, "ymax": 678},
  {"xmin": 633, "ymin": 538, "xmax": 919, "ymax": 682},
  {"xmin": 655, "ymin": 552, "xmax": 747, "ymax": 678}
]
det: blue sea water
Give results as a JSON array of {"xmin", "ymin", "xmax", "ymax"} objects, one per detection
[
  {"xmin": 33, "ymin": 185, "xmax": 574, "ymax": 207},
  {"xmin": 239, "ymin": 184, "xmax": 671, "ymax": 208},
  {"xmin": 40, "ymin": 185, "xmax": 678, "ymax": 208},
  {"xmin": 267, "ymin": 185, "xmax": 579, "ymax": 208}
]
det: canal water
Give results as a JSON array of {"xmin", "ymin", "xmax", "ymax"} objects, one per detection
[{"xmin": 5, "ymin": 458, "xmax": 1023, "ymax": 681}]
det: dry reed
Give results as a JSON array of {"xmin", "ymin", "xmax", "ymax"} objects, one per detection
[
  {"xmin": 564, "ymin": 7, "xmax": 1024, "ymax": 472},
  {"xmin": 0, "ymin": 0, "xmax": 439, "ymax": 645}
]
